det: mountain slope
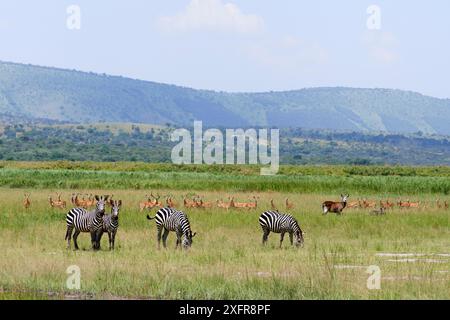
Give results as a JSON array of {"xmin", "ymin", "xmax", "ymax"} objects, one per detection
[{"xmin": 1, "ymin": 61, "xmax": 449, "ymax": 134}]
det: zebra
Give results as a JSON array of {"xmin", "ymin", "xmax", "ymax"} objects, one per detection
[
  {"xmin": 259, "ymin": 211, "xmax": 304, "ymax": 248},
  {"xmin": 146, "ymin": 207, "xmax": 196, "ymax": 249},
  {"xmin": 95, "ymin": 199, "xmax": 122, "ymax": 250},
  {"xmin": 65, "ymin": 195, "xmax": 109, "ymax": 250}
]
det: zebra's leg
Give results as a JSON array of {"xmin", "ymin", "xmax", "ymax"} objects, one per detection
[
  {"xmin": 279, "ymin": 232, "xmax": 285, "ymax": 248},
  {"xmin": 162, "ymin": 229, "xmax": 170, "ymax": 249},
  {"xmin": 93, "ymin": 230, "xmax": 103, "ymax": 250},
  {"xmin": 175, "ymin": 232, "xmax": 181, "ymax": 249},
  {"xmin": 112, "ymin": 231, "xmax": 117, "ymax": 250},
  {"xmin": 262, "ymin": 229, "xmax": 270, "ymax": 245},
  {"xmin": 66, "ymin": 226, "xmax": 74, "ymax": 249},
  {"xmin": 91, "ymin": 231, "xmax": 99, "ymax": 250},
  {"xmin": 108, "ymin": 231, "xmax": 112, "ymax": 250},
  {"xmin": 156, "ymin": 227, "xmax": 162, "ymax": 249},
  {"xmin": 73, "ymin": 230, "xmax": 81, "ymax": 250},
  {"xmin": 289, "ymin": 232, "xmax": 293, "ymax": 246},
  {"xmin": 90, "ymin": 231, "xmax": 95, "ymax": 250}
]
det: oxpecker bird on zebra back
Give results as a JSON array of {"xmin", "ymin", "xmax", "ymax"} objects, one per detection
[
  {"xmin": 65, "ymin": 195, "xmax": 109, "ymax": 250},
  {"xmin": 95, "ymin": 199, "xmax": 122, "ymax": 250},
  {"xmin": 322, "ymin": 194, "xmax": 349, "ymax": 215},
  {"xmin": 259, "ymin": 211, "xmax": 304, "ymax": 248},
  {"xmin": 147, "ymin": 207, "xmax": 197, "ymax": 249}
]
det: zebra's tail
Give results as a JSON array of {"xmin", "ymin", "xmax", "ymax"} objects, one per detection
[{"xmin": 146, "ymin": 214, "xmax": 155, "ymax": 220}]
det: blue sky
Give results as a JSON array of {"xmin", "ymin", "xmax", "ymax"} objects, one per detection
[{"xmin": 0, "ymin": 0, "xmax": 449, "ymax": 98}]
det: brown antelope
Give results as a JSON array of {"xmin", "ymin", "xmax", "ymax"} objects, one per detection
[
  {"xmin": 385, "ymin": 200, "xmax": 395, "ymax": 209},
  {"xmin": 229, "ymin": 197, "xmax": 248, "ymax": 209},
  {"xmin": 245, "ymin": 196, "xmax": 258, "ymax": 210},
  {"xmin": 166, "ymin": 196, "xmax": 177, "ymax": 208},
  {"xmin": 379, "ymin": 200, "xmax": 389, "ymax": 210},
  {"xmin": 322, "ymin": 194, "xmax": 349, "ymax": 215},
  {"xmin": 198, "ymin": 197, "xmax": 213, "ymax": 209},
  {"xmin": 270, "ymin": 199, "xmax": 277, "ymax": 211},
  {"xmin": 71, "ymin": 193, "xmax": 77, "ymax": 205},
  {"xmin": 73, "ymin": 193, "xmax": 89, "ymax": 208},
  {"xmin": 139, "ymin": 193, "xmax": 161, "ymax": 212},
  {"xmin": 183, "ymin": 196, "xmax": 196, "ymax": 208},
  {"xmin": 23, "ymin": 193, "xmax": 31, "ymax": 209},
  {"xmin": 48, "ymin": 195, "xmax": 67, "ymax": 209},
  {"xmin": 436, "ymin": 199, "xmax": 442, "ymax": 209},
  {"xmin": 407, "ymin": 200, "xmax": 420, "ymax": 209},
  {"xmin": 84, "ymin": 194, "xmax": 96, "ymax": 208},
  {"xmin": 347, "ymin": 200, "xmax": 360, "ymax": 209},
  {"xmin": 191, "ymin": 196, "xmax": 203, "ymax": 208},
  {"xmin": 362, "ymin": 199, "xmax": 376, "ymax": 209},
  {"xmin": 397, "ymin": 200, "xmax": 410, "ymax": 209},
  {"xmin": 216, "ymin": 199, "xmax": 231, "ymax": 210},
  {"xmin": 285, "ymin": 198, "xmax": 294, "ymax": 210},
  {"xmin": 444, "ymin": 201, "xmax": 449, "ymax": 210}
]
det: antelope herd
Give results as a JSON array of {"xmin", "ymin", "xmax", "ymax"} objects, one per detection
[{"xmin": 21, "ymin": 192, "xmax": 449, "ymax": 214}]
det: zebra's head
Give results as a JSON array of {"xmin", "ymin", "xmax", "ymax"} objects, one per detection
[
  {"xmin": 182, "ymin": 230, "xmax": 197, "ymax": 248},
  {"xmin": 110, "ymin": 199, "xmax": 122, "ymax": 219},
  {"xmin": 94, "ymin": 195, "xmax": 109, "ymax": 214},
  {"xmin": 295, "ymin": 228, "xmax": 305, "ymax": 247}
]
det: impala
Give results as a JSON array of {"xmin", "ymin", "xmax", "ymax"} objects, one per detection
[
  {"xmin": 49, "ymin": 194, "xmax": 67, "ymax": 209},
  {"xmin": 270, "ymin": 199, "xmax": 277, "ymax": 211},
  {"xmin": 285, "ymin": 198, "xmax": 294, "ymax": 210},
  {"xmin": 216, "ymin": 199, "xmax": 231, "ymax": 210},
  {"xmin": 229, "ymin": 197, "xmax": 249, "ymax": 209},
  {"xmin": 23, "ymin": 193, "xmax": 31, "ymax": 209},
  {"xmin": 244, "ymin": 196, "xmax": 258, "ymax": 210}
]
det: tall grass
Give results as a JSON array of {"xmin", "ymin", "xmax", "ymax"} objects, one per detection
[{"xmin": 0, "ymin": 167, "xmax": 449, "ymax": 194}]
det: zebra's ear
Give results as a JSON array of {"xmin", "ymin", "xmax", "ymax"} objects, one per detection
[
  {"xmin": 104, "ymin": 195, "xmax": 110, "ymax": 201},
  {"xmin": 118, "ymin": 200, "xmax": 122, "ymax": 206},
  {"xmin": 95, "ymin": 195, "xmax": 100, "ymax": 201},
  {"xmin": 110, "ymin": 199, "xmax": 114, "ymax": 206}
]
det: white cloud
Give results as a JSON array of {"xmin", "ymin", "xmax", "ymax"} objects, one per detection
[
  {"xmin": 157, "ymin": 0, "xmax": 264, "ymax": 34},
  {"xmin": 363, "ymin": 31, "xmax": 398, "ymax": 64}
]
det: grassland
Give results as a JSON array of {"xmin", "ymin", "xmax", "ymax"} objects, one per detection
[
  {"xmin": 0, "ymin": 163, "xmax": 449, "ymax": 299},
  {"xmin": 0, "ymin": 162, "xmax": 450, "ymax": 194}
]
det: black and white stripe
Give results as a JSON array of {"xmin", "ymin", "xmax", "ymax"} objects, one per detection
[
  {"xmin": 259, "ymin": 211, "xmax": 304, "ymax": 247},
  {"xmin": 147, "ymin": 207, "xmax": 196, "ymax": 249},
  {"xmin": 65, "ymin": 195, "xmax": 109, "ymax": 250},
  {"xmin": 96, "ymin": 200, "xmax": 121, "ymax": 250}
]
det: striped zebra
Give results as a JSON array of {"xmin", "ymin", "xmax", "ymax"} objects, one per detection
[
  {"xmin": 65, "ymin": 195, "xmax": 109, "ymax": 250},
  {"xmin": 259, "ymin": 211, "xmax": 304, "ymax": 248},
  {"xmin": 147, "ymin": 207, "xmax": 196, "ymax": 249},
  {"xmin": 96, "ymin": 199, "xmax": 122, "ymax": 250}
]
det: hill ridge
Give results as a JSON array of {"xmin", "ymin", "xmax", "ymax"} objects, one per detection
[{"xmin": 1, "ymin": 61, "xmax": 449, "ymax": 134}]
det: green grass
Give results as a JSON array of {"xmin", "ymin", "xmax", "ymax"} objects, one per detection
[
  {"xmin": 0, "ymin": 162, "xmax": 450, "ymax": 194},
  {"xmin": 0, "ymin": 188, "xmax": 449, "ymax": 300}
]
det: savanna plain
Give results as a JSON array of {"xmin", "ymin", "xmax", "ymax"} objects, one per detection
[{"xmin": 0, "ymin": 162, "xmax": 449, "ymax": 299}]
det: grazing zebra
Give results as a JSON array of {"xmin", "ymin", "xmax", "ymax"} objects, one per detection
[
  {"xmin": 95, "ymin": 199, "xmax": 122, "ymax": 250},
  {"xmin": 259, "ymin": 211, "xmax": 304, "ymax": 248},
  {"xmin": 65, "ymin": 195, "xmax": 109, "ymax": 250},
  {"xmin": 147, "ymin": 207, "xmax": 196, "ymax": 249}
]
